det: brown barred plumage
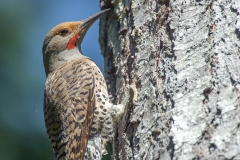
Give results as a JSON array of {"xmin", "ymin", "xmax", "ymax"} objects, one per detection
[
  {"xmin": 42, "ymin": 9, "xmax": 124, "ymax": 160},
  {"xmin": 44, "ymin": 58, "xmax": 108, "ymax": 159}
]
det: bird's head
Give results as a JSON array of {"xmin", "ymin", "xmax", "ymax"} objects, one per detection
[{"xmin": 42, "ymin": 9, "xmax": 110, "ymax": 76}]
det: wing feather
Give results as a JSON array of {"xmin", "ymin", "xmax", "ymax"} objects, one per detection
[{"xmin": 44, "ymin": 58, "xmax": 98, "ymax": 160}]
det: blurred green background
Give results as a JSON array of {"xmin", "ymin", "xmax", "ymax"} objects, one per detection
[{"xmin": 0, "ymin": 0, "xmax": 106, "ymax": 159}]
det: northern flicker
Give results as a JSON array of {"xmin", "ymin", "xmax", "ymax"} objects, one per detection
[{"xmin": 42, "ymin": 9, "xmax": 124, "ymax": 160}]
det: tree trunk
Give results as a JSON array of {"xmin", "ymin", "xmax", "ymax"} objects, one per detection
[{"xmin": 99, "ymin": 0, "xmax": 240, "ymax": 159}]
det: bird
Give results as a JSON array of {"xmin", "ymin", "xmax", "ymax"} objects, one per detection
[{"xmin": 42, "ymin": 9, "xmax": 124, "ymax": 160}]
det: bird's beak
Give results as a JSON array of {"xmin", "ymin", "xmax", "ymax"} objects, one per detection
[
  {"xmin": 78, "ymin": 8, "xmax": 110, "ymax": 32},
  {"xmin": 76, "ymin": 8, "xmax": 110, "ymax": 46}
]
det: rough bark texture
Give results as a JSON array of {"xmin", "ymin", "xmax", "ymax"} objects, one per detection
[{"xmin": 99, "ymin": 0, "xmax": 240, "ymax": 159}]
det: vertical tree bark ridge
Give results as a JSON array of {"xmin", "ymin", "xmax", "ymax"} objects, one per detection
[
  {"xmin": 205, "ymin": 1, "xmax": 240, "ymax": 159},
  {"xmin": 100, "ymin": 0, "xmax": 173, "ymax": 159},
  {"xmin": 99, "ymin": 0, "xmax": 240, "ymax": 159},
  {"xmin": 170, "ymin": 0, "xmax": 240, "ymax": 159},
  {"xmin": 169, "ymin": 0, "xmax": 213, "ymax": 159}
]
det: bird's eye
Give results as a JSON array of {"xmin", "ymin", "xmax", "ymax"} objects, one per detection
[{"xmin": 60, "ymin": 28, "xmax": 69, "ymax": 36}]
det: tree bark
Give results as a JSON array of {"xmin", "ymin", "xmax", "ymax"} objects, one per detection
[{"xmin": 99, "ymin": 0, "xmax": 240, "ymax": 159}]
